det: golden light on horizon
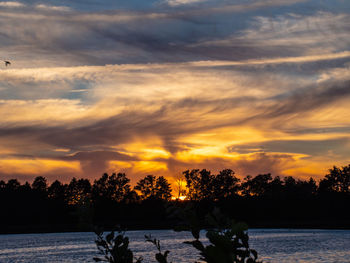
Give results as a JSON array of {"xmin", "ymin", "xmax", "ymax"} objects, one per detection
[{"xmin": 171, "ymin": 195, "xmax": 187, "ymax": 201}]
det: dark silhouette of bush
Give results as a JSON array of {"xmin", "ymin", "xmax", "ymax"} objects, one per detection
[
  {"xmin": 145, "ymin": 234, "xmax": 170, "ymax": 263},
  {"xmin": 94, "ymin": 227, "xmax": 143, "ymax": 263},
  {"xmin": 93, "ymin": 206, "xmax": 261, "ymax": 263}
]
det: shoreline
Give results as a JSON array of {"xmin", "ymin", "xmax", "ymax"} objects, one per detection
[{"xmin": 2, "ymin": 222, "xmax": 350, "ymax": 235}]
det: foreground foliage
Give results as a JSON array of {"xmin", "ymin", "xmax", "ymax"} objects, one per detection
[
  {"xmin": 94, "ymin": 227, "xmax": 143, "ymax": 263},
  {"xmin": 94, "ymin": 206, "xmax": 261, "ymax": 263},
  {"xmin": 181, "ymin": 207, "xmax": 260, "ymax": 263}
]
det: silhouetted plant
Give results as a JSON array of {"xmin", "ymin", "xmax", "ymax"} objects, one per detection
[
  {"xmin": 93, "ymin": 206, "xmax": 261, "ymax": 263},
  {"xmin": 93, "ymin": 227, "xmax": 143, "ymax": 263},
  {"xmin": 170, "ymin": 205, "xmax": 261, "ymax": 263},
  {"xmin": 145, "ymin": 234, "xmax": 170, "ymax": 263}
]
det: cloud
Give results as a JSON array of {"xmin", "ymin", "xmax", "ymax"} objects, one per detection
[
  {"xmin": 59, "ymin": 150, "xmax": 138, "ymax": 178},
  {"xmin": 165, "ymin": 0, "xmax": 207, "ymax": 7},
  {"xmin": 0, "ymin": 159, "xmax": 81, "ymax": 182},
  {"xmin": 0, "ymin": 0, "xmax": 326, "ymax": 67},
  {"xmin": 228, "ymin": 137, "xmax": 350, "ymax": 157},
  {"xmin": 35, "ymin": 4, "xmax": 71, "ymax": 12},
  {"xmin": 158, "ymin": 152, "xmax": 297, "ymax": 179},
  {"xmin": 0, "ymin": 1, "xmax": 24, "ymax": 8},
  {"xmin": 0, "ymin": 0, "xmax": 349, "ymax": 183}
]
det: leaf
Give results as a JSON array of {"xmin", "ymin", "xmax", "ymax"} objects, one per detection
[
  {"xmin": 145, "ymin": 234, "xmax": 152, "ymax": 242},
  {"xmin": 251, "ymin": 249, "xmax": 258, "ymax": 260},
  {"xmin": 106, "ymin": 231, "xmax": 115, "ymax": 244},
  {"xmin": 184, "ymin": 240, "xmax": 204, "ymax": 252},
  {"xmin": 192, "ymin": 240, "xmax": 205, "ymax": 251},
  {"xmin": 155, "ymin": 253, "xmax": 167, "ymax": 263},
  {"xmin": 191, "ymin": 228, "xmax": 200, "ymax": 240}
]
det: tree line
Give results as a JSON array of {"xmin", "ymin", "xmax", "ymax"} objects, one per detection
[
  {"xmin": 2, "ymin": 165, "xmax": 350, "ymax": 202},
  {"xmin": 0, "ymin": 173, "xmax": 172, "ymax": 204},
  {"xmin": 1, "ymin": 164, "xmax": 350, "ymax": 233}
]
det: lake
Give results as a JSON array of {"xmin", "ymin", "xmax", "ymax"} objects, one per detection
[{"xmin": 0, "ymin": 229, "xmax": 349, "ymax": 262}]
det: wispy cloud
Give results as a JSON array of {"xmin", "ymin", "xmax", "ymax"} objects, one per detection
[
  {"xmin": 165, "ymin": 0, "xmax": 207, "ymax": 7},
  {"xmin": 35, "ymin": 4, "xmax": 71, "ymax": 12},
  {"xmin": 0, "ymin": 1, "xmax": 24, "ymax": 8}
]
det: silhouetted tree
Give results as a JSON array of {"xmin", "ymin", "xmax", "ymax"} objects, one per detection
[
  {"xmin": 32, "ymin": 176, "xmax": 47, "ymax": 193},
  {"xmin": 283, "ymin": 176, "xmax": 297, "ymax": 196},
  {"xmin": 67, "ymin": 178, "xmax": 91, "ymax": 205},
  {"xmin": 92, "ymin": 173, "xmax": 131, "ymax": 202},
  {"xmin": 0, "ymin": 180, "xmax": 5, "ymax": 189},
  {"xmin": 2, "ymin": 165, "xmax": 350, "ymax": 234},
  {"xmin": 134, "ymin": 175, "xmax": 172, "ymax": 200},
  {"xmin": 134, "ymin": 175, "xmax": 157, "ymax": 200},
  {"xmin": 241, "ymin": 174, "xmax": 272, "ymax": 197},
  {"xmin": 21, "ymin": 182, "xmax": 32, "ymax": 192},
  {"xmin": 6, "ymin": 179, "xmax": 21, "ymax": 191},
  {"xmin": 319, "ymin": 165, "xmax": 350, "ymax": 193},
  {"xmin": 174, "ymin": 174, "xmax": 186, "ymax": 199},
  {"xmin": 212, "ymin": 169, "xmax": 240, "ymax": 200},
  {"xmin": 155, "ymin": 176, "xmax": 172, "ymax": 200},
  {"xmin": 265, "ymin": 176, "xmax": 283, "ymax": 196},
  {"xmin": 183, "ymin": 169, "xmax": 213, "ymax": 200},
  {"xmin": 48, "ymin": 180, "xmax": 66, "ymax": 201},
  {"xmin": 294, "ymin": 177, "xmax": 317, "ymax": 197}
]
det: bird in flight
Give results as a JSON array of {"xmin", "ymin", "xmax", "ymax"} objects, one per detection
[{"xmin": 4, "ymin": 61, "xmax": 11, "ymax": 67}]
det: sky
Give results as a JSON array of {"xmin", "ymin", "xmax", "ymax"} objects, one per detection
[{"xmin": 0, "ymin": 0, "xmax": 349, "ymax": 185}]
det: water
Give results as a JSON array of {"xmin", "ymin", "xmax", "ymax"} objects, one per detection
[{"xmin": 0, "ymin": 229, "xmax": 349, "ymax": 262}]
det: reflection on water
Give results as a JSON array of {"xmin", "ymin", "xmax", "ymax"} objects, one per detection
[{"xmin": 0, "ymin": 229, "xmax": 349, "ymax": 263}]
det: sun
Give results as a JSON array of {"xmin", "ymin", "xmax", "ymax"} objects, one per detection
[{"xmin": 171, "ymin": 195, "xmax": 187, "ymax": 201}]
